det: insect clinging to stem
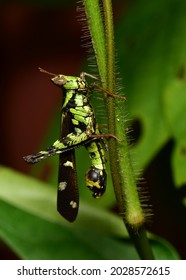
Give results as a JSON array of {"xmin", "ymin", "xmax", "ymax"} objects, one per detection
[{"xmin": 23, "ymin": 67, "xmax": 126, "ymax": 222}]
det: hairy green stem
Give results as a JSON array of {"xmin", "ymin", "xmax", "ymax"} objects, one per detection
[
  {"xmin": 83, "ymin": 0, "xmax": 107, "ymax": 82},
  {"xmin": 102, "ymin": 0, "xmax": 122, "ymax": 212},
  {"xmin": 102, "ymin": 0, "xmax": 154, "ymax": 259},
  {"xmin": 83, "ymin": 0, "xmax": 154, "ymax": 259}
]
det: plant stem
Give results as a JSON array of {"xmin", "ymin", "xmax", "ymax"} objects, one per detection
[
  {"xmin": 83, "ymin": 0, "xmax": 107, "ymax": 82},
  {"xmin": 102, "ymin": 0, "xmax": 120, "ymax": 201},
  {"xmin": 83, "ymin": 0, "xmax": 154, "ymax": 259}
]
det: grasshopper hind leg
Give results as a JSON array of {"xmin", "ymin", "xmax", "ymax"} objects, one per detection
[{"xmin": 23, "ymin": 145, "xmax": 59, "ymax": 164}]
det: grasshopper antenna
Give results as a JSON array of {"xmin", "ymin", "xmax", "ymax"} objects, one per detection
[{"xmin": 38, "ymin": 67, "xmax": 56, "ymax": 77}]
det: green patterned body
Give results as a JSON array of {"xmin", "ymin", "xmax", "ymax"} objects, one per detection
[{"xmin": 23, "ymin": 72, "xmax": 107, "ymax": 221}]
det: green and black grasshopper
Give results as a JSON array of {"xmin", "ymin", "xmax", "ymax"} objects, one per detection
[{"xmin": 23, "ymin": 68, "xmax": 126, "ymax": 222}]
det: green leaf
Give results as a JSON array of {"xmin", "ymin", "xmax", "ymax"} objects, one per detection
[
  {"xmin": 0, "ymin": 166, "xmax": 123, "ymax": 232},
  {"xmin": 149, "ymin": 235, "xmax": 180, "ymax": 260},
  {"xmin": 0, "ymin": 166, "xmax": 57, "ymax": 222},
  {"xmin": 163, "ymin": 79, "xmax": 186, "ymax": 187},
  {"xmin": 0, "ymin": 199, "xmax": 179, "ymax": 260},
  {"xmin": 0, "ymin": 200, "xmax": 134, "ymax": 260},
  {"xmin": 116, "ymin": 0, "xmax": 186, "ymax": 187},
  {"xmin": 0, "ymin": 167, "xmax": 179, "ymax": 259}
]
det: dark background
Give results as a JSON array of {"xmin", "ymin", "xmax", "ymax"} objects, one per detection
[{"xmin": 0, "ymin": 1, "xmax": 85, "ymax": 174}]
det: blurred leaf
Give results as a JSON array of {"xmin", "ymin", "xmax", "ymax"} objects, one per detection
[
  {"xmin": 0, "ymin": 167, "xmax": 179, "ymax": 259},
  {"xmin": 0, "ymin": 166, "xmax": 123, "ymax": 233},
  {"xmin": 116, "ymin": 0, "xmax": 186, "ymax": 191},
  {"xmin": 0, "ymin": 200, "xmax": 136, "ymax": 260},
  {"xmin": 149, "ymin": 236, "xmax": 180, "ymax": 260},
  {"xmin": 0, "ymin": 166, "xmax": 57, "ymax": 222},
  {"xmin": 163, "ymin": 79, "xmax": 186, "ymax": 187},
  {"xmin": 0, "ymin": 199, "xmax": 179, "ymax": 260}
]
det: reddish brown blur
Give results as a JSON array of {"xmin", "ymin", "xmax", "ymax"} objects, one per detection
[{"xmin": 0, "ymin": 2, "xmax": 85, "ymax": 173}]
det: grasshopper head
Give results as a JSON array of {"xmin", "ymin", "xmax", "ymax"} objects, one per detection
[
  {"xmin": 38, "ymin": 68, "xmax": 87, "ymax": 91},
  {"xmin": 51, "ymin": 75, "xmax": 68, "ymax": 87},
  {"xmin": 51, "ymin": 74, "xmax": 87, "ymax": 91}
]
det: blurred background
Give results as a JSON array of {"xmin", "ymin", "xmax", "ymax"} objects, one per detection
[{"xmin": 0, "ymin": 0, "xmax": 86, "ymax": 173}]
